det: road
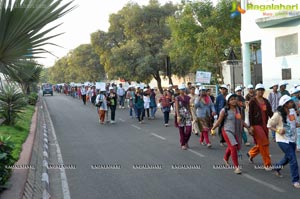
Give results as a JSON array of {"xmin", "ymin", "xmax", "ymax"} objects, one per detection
[{"xmin": 44, "ymin": 94, "xmax": 299, "ymax": 199}]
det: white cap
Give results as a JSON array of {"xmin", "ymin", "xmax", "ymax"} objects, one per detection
[
  {"xmin": 200, "ymin": 86, "xmax": 206, "ymax": 90},
  {"xmin": 178, "ymin": 84, "xmax": 186, "ymax": 90},
  {"xmin": 235, "ymin": 86, "xmax": 242, "ymax": 92},
  {"xmin": 279, "ymin": 95, "xmax": 292, "ymax": 106},
  {"xmin": 290, "ymin": 87, "xmax": 300, "ymax": 95},
  {"xmin": 226, "ymin": 93, "xmax": 237, "ymax": 101},
  {"xmin": 279, "ymin": 81, "xmax": 288, "ymax": 87},
  {"xmin": 255, "ymin": 83, "xmax": 265, "ymax": 90},
  {"xmin": 109, "ymin": 87, "xmax": 114, "ymax": 90},
  {"xmin": 196, "ymin": 82, "xmax": 202, "ymax": 86},
  {"xmin": 269, "ymin": 83, "xmax": 278, "ymax": 89},
  {"xmin": 220, "ymin": 84, "xmax": 228, "ymax": 90},
  {"xmin": 247, "ymin": 84, "xmax": 254, "ymax": 89}
]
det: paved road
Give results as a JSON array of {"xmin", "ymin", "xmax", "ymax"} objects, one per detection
[{"xmin": 44, "ymin": 94, "xmax": 300, "ymax": 199}]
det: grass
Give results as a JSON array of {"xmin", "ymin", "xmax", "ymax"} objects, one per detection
[{"xmin": 0, "ymin": 105, "xmax": 35, "ymax": 161}]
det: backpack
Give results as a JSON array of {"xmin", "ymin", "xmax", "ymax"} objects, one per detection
[{"xmin": 219, "ymin": 106, "xmax": 241, "ymax": 129}]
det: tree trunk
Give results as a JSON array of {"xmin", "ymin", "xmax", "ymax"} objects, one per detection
[
  {"xmin": 153, "ymin": 71, "xmax": 163, "ymax": 94},
  {"xmin": 167, "ymin": 73, "xmax": 173, "ymax": 85}
]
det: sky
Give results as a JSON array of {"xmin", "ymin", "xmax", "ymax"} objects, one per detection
[{"xmin": 39, "ymin": 0, "xmax": 185, "ymax": 67}]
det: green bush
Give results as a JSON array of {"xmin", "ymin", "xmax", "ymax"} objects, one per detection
[
  {"xmin": 0, "ymin": 84, "xmax": 27, "ymax": 126},
  {"xmin": 27, "ymin": 92, "xmax": 38, "ymax": 105},
  {"xmin": 0, "ymin": 136, "xmax": 16, "ymax": 192}
]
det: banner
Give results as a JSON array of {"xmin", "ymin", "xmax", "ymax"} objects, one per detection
[
  {"xmin": 95, "ymin": 82, "xmax": 106, "ymax": 91},
  {"xmin": 196, "ymin": 71, "xmax": 211, "ymax": 84}
]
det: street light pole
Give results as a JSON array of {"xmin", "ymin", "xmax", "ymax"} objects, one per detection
[{"xmin": 229, "ymin": 48, "xmax": 237, "ymax": 90}]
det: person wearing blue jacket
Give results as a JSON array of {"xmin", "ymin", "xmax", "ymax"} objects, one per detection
[{"xmin": 215, "ymin": 84, "xmax": 228, "ymax": 146}]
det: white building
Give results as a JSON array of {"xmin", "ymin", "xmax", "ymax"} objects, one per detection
[{"xmin": 241, "ymin": 0, "xmax": 300, "ymax": 90}]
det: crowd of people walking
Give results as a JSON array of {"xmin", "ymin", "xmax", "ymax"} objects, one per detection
[{"xmin": 53, "ymin": 80, "xmax": 300, "ymax": 188}]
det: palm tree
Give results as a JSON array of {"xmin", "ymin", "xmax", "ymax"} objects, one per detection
[{"xmin": 0, "ymin": 0, "xmax": 75, "ymax": 76}]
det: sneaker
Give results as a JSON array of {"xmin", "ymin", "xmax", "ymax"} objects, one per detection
[
  {"xmin": 110, "ymin": 120, "xmax": 116, "ymax": 124},
  {"xmin": 181, "ymin": 145, "xmax": 187, "ymax": 150},
  {"xmin": 200, "ymin": 142, "xmax": 206, "ymax": 146},
  {"xmin": 207, "ymin": 143, "xmax": 212, "ymax": 148},
  {"xmin": 274, "ymin": 170, "xmax": 283, "ymax": 178},
  {"xmin": 247, "ymin": 153, "xmax": 254, "ymax": 164},
  {"xmin": 293, "ymin": 182, "xmax": 300, "ymax": 188},
  {"xmin": 245, "ymin": 142, "xmax": 251, "ymax": 146},
  {"xmin": 165, "ymin": 123, "xmax": 168, "ymax": 127},
  {"xmin": 234, "ymin": 168, "xmax": 242, "ymax": 174}
]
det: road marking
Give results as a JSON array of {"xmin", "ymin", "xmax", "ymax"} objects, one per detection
[
  {"xmin": 151, "ymin": 133, "xmax": 166, "ymax": 140},
  {"xmin": 43, "ymin": 100, "xmax": 71, "ymax": 199},
  {"xmin": 119, "ymin": 118, "xmax": 125, "ymax": 122},
  {"xmin": 131, "ymin": 125, "xmax": 141, "ymax": 130},
  {"xmin": 188, "ymin": 149, "xmax": 205, "ymax": 157},
  {"xmin": 243, "ymin": 173, "xmax": 285, "ymax": 193}
]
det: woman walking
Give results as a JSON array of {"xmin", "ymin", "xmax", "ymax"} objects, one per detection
[
  {"xmin": 107, "ymin": 87, "xmax": 117, "ymax": 124},
  {"xmin": 96, "ymin": 89, "xmax": 108, "ymax": 124},
  {"xmin": 247, "ymin": 83, "xmax": 273, "ymax": 170},
  {"xmin": 135, "ymin": 90, "xmax": 144, "ymax": 124},
  {"xmin": 267, "ymin": 95, "xmax": 300, "ymax": 188},
  {"xmin": 188, "ymin": 86, "xmax": 200, "ymax": 135},
  {"xmin": 159, "ymin": 90, "xmax": 172, "ymax": 127},
  {"xmin": 175, "ymin": 84, "xmax": 192, "ymax": 150},
  {"xmin": 126, "ymin": 86, "xmax": 136, "ymax": 118},
  {"xmin": 149, "ymin": 88, "xmax": 157, "ymax": 119},
  {"xmin": 212, "ymin": 93, "xmax": 251, "ymax": 174},
  {"xmin": 195, "ymin": 86, "xmax": 216, "ymax": 148}
]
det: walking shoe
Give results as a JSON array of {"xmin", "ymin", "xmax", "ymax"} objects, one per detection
[
  {"xmin": 200, "ymin": 142, "xmax": 206, "ymax": 146},
  {"xmin": 274, "ymin": 170, "xmax": 283, "ymax": 178},
  {"xmin": 220, "ymin": 143, "xmax": 225, "ymax": 147},
  {"xmin": 207, "ymin": 143, "xmax": 212, "ymax": 148},
  {"xmin": 234, "ymin": 168, "xmax": 242, "ymax": 174},
  {"xmin": 247, "ymin": 153, "xmax": 254, "ymax": 164},
  {"xmin": 245, "ymin": 142, "xmax": 251, "ymax": 146},
  {"xmin": 223, "ymin": 158, "xmax": 229, "ymax": 167},
  {"xmin": 181, "ymin": 145, "xmax": 187, "ymax": 150},
  {"xmin": 165, "ymin": 123, "xmax": 168, "ymax": 127},
  {"xmin": 293, "ymin": 182, "xmax": 300, "ymax": 188},
  {"xmin": 110, "ymin": 120, "xmax": 116, "ymax": 124}
]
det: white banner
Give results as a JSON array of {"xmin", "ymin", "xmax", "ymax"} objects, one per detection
[
  {"xmin": 196, "ymin": 71, "xmax": 211, "ymax": 84},
  {"xmin": 95, "ymin": 82, "xmax": 106, "ymax": 90}
]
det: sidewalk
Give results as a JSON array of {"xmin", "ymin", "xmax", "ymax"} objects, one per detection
[{"xmin": 0, "ymin": 106, "xmax": 38, "ymax": 199}]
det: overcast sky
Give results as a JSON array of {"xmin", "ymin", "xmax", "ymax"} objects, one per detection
[{"xmin": 39, "ymin": 0, "xmax": 185, "ymax": 67}]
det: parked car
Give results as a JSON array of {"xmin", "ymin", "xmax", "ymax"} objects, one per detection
[{"xmin": 42, "ymin": 83, "xmax": 53, "ymax": 96}]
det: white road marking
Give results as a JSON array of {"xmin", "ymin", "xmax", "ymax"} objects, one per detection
[
  {"xmin": 151, "ymin": 133, "xmax": 166, "ymax": 140},
  {"xmin": 131, "ymin": 125, "xmax": 141, "ymax": 130},
  {"xmin": 43, "ymin": 100, "xmax": 71, "ymax": 199},
  {"xmin": 187, "ymin": 149, "xmax": 205, "ymax": 157},
  {"xmin": 243, "ymin": 173, "xmax": 285, "ymax": 193}
]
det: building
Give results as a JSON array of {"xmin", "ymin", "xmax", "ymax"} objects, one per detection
[{"xmin": 241, "ymin": 0, "xmax": 300, "ymax": 90}]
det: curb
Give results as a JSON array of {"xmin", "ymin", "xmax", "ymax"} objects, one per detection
[{"xmin": 0, "ymin": 105, "xmax": 38, "ymax": 199}]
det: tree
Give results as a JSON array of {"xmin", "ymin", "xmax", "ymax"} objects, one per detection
[
  {"xmin": 165, "ymin": 0, "xmax": 241, "ymax": 83},
  {"xmin": 0, "ymin": 0, "xmax": 74, "ymax": 78},
  {"xmin": 6, "ymin": 60, "xmax": 42, "ymax": 95}
]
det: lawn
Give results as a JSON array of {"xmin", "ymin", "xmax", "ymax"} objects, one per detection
[{"xmin": 0, "ymin": 105, "xmax": 35, "ymax": 161}]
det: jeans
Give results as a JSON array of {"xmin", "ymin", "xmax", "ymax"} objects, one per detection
[
  {"xmin": 150, "ymin": 107, "xmax": 157, "ymax": 118},
  {"xmin": 242, "ymin": 130, "xmax": 248, "ymax": 143},
  {"xmin": 137, "ymin": 108, "xmax": 144, "ymax": 122},
  {"xmin": 275, "ymin": 142, "xmax": 299, "ymax": 183},
  {"xmin": 163, "ymin": 111, "xmax": 170, "ymax": 124},
  {"xmin": 119, "ymin": 95, "xmax": 125, "ymax": 107},
  {"xmin": 110, "ymin": 105, "xmax": 116, "ymax": 121}
]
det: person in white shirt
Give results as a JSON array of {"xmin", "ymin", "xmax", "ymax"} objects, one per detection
[
  {"xmin": 117, "ymin": 83, "xmax": 126, "ymax": 108},
  {"xmin": 143, "ymin": 89, "xmax": 150, "ymax": 119},
  {"xmin": 80, "ymin": 85, "xmax": 87, "ymax": 105},
  {"xmin": 96, "ymin": 89, "xmax": 108, "ymax": 124},
  {"xmin": 267, "ymin": 95, "xmax": 300, "ymax": 188}
]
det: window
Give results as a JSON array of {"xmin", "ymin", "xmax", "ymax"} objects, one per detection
[
  {"xmin": 282, "ymin": 68, "xmax": 291, "ymax": 80},
  {"xmin": 275, "ymin": 33, "xmax": 298, "ymax": 57}
]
